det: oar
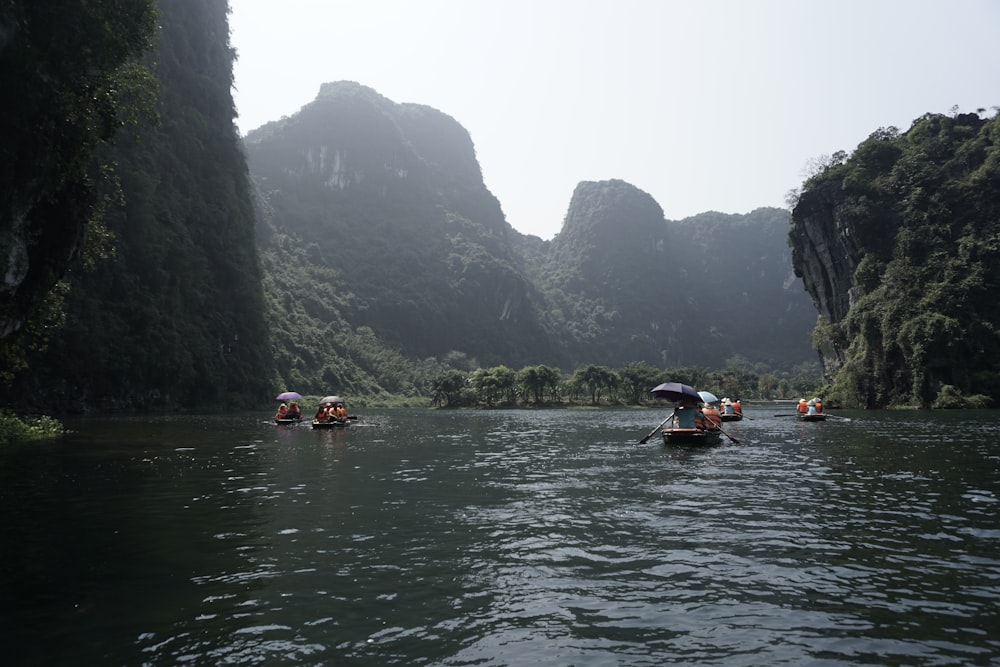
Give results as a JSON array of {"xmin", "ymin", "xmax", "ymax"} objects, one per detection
[
  {"xmin": 708, "ymin": 420, "xmax": 740, "ymax": 444},
  {"xmin": 639, "ymin": 411, "xmax": 675, "ymax": 444},
  {"xmin": 822, "ymin": 413, "xmax": 851, "ymax": 421},
  {"xmin": 773, "ymin": 413, "xmax": 800, "ymax": 417}
]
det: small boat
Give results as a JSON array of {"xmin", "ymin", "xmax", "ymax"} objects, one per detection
[
  {"xmin": 662, "ymin": 427, "xmax": 722, "ymax": 446},
  {"xmin": 311, "ymin": 418, "xmax": 350, "ymax": 429},
  {"xmin": 719, "ymin": 398, "xmax": 742, "ymax": 421},
  {"xmin": 274, "ymin": 416, "xmax": 302, "ymax": 425},
  {"xmin": 798, "ymin": 413, "xmax": 827, "ymax": 422}
]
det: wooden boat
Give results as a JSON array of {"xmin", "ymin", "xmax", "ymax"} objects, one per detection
[
  {"xmin": 311, "ymin": 418, "xmax": 350, "ymax": 429},
  {"xmin": 719, "ymin": 413, "xmax": 743, "ymax": 422},
  {"xmin": 274, "ymin": 416, "xmax": 302, "ymax": 425},
  {"xmin": 661, "ymin": 427, "xmax": 722, "ymax": 446},
  {"xmin": 798, "ymin": 413, "xmax": 827, "ymax": 422}
]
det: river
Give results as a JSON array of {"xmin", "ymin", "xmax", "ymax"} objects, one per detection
[{"xmin": 1, "ymin": 408, "xmax": 998, "ymax": 666}]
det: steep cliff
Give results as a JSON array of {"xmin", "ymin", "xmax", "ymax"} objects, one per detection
[
  {"xmin": 4, "ymin": 0, "xmax": 274, "ymax": 411},
  {"xmin": 789, "ymin": 112, "xmax": 1000, "ymax": 407},
  {"xmin": 0, "ymin": 1, "xmax": 156, "ymax": 341},
  {"xmin": 538, "ymin": 181, "xmax": 817, "ymax": 369},
  {"xmin": 246, "ymin": 81, "xmax": 557, "ymax": 394}
]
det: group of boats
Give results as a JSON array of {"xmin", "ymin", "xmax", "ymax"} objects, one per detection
[
  {"xmin": 273, "ymin": 391, "xmax": 354, "ymax": 429},
  {"xmin": 274, "ymin": 385, "xmax": 829, "ymax": 444},
  {"xmin": 646, "ymin": 383, "xmax": 833, "ymax": 447}
]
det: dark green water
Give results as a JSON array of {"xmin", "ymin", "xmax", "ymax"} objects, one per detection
[{"xmin": 1, "ymin": 408, "xmax": 998, "ymax": 666}]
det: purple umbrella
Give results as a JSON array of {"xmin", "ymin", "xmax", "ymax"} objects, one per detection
[
  {"xmin": 650, "ymin": 382, "xmax": 701, "ymax": 404},
  {"xmin": 275, "ymin": 391, "xmax": 302, "ymax": 401}
]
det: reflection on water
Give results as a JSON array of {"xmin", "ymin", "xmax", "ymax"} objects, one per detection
[{"xmin": 1, "ymin": 408, "xmax": 999, "ymax": 665}]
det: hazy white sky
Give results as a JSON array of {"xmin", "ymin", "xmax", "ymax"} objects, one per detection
[{"xmin": 229, "ymin": 0, "xmax": 999, "ymax": 240}]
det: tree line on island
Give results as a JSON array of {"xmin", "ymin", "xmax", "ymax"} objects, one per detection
[{"xmin": 428, "ymin": 361, "xmax": 822, "ymax": 409}]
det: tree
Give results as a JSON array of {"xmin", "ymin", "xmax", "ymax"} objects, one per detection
[
  {"xmin": 431, "ymin": 369, "xmax": 467, "ymax": 407},
  {"xmin": 518, "ymin": 364, "xmax": 562, "ymax": 404},
  {"xmin": 571, "ymin": 365, "xmax": 619, "ymax": 405},
  {"xmin": 618, "ymin": 361, "xmax": 661, "ymax": 404}
]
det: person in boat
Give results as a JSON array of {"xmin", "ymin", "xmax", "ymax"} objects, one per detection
[
  {"xmin": 701, "ymin": 402, "xmax": 722, "ymax": 430},
  {"xmin": 275, "ymin": 403, "xmax": 288, "ymax": 420},
  {"xmin": 814, "ymin": 397, "xmax": 823, "ymax": 414},
  {"xmin": 722, "ymin": 398, "xmax": 736, "ymax": 415},
  {"xmin": 314, "ymin": 404, "xmax": 329, "ymax": 421},
  {"xmin": 673, "ymin": 402, "xmax": 706, "ymax": 429},
  {"xmin": 797, "ymin": 398, "xmax": 808, "ymax": 414},
  {"xmin": 734, "ymin": 399, "xmax": 742, "ymax": 416},
  {"xmin": 333, "ymin": 403, "xmax": 348, "ymax": 422},
  {"xmin": 286, "ymin": 402, "xmax": 301, "ymax": 419}
]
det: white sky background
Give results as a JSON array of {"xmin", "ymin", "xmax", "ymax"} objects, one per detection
[{"xmin": 229, "ymin": 0, "xmax": 1000, "ymax": 240}]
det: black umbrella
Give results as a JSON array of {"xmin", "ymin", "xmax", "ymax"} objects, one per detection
[{"xmin": 650, "ymin": 382, "xmax": 701, "ymax": 404}]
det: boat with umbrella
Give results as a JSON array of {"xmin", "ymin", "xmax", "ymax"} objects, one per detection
[
  {"xmin": 312, "ymin": 394, "xmax": 352, "ymax": 429},
  {"xmin": 645, "ymin": 382, "xmax": 723, "ymax": 446},
  {"xmin": 273, "ymin": 391, "xmax": 303, "ymax": 423}
]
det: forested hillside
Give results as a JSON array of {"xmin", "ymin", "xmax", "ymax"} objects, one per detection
[
  {"xmin": 535, "ymin": 181, "xmax": 816, "ymax": 368},
  {"xmin": 3, "ymin": 0, "xmax": 273, "ymax": 411},
  {"xmin": 790, "ymin": 110, "xmax": 1000, "ymax": 408},
  {"xmin": 247, "ymin": 83, "xmax": 819, "ymax": 396},
  {"xmin": 247, "ymin": 82, "xmax": 559, "ymax": 399}
]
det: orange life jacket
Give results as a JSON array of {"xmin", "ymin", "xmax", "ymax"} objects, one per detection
[{"xmin": 702, "ymin": 407, "xmax": 721, "ymax": 429}]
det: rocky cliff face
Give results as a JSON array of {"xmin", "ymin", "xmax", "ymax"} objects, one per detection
[
  {"xmin": 538, "ymin": 181, "xmax": 818, "ymax": 369},
  {"xmin": 246, "ymin": 81, "xmax": 556, "ymax": 367},
  {"xmin": 788, "ymin": 178, "xmax": 866, "ymax": 376},
  {"xmin": 788, "ymin": 112, "xmax": 1000, "ymax": 407}
]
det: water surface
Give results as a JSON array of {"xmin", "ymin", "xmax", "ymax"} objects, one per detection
[{"xmin": 1, "ymin": 408, "xmax": 998, "ymax": 665}]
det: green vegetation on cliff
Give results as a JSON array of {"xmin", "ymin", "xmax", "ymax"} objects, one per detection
[
  {"xmin": 3, "ymin": 0, "xmax": 273, "ymax": 411},
  {"xmin": 791, "ymin": 110, "xmax": 1000, "ymax": 408},
  {"xmin": 0, "ymin": 0, "xmax": 157, "ymax": 375}
]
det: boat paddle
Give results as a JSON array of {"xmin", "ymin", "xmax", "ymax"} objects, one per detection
[
  {"xmin": 708, "ymin": 419, "xmax": 740, "ymax": 444},
  {"xmin": 639, "ymin": 411, "xmax": 675, "ymax": 444},
  {"xmin": 773, "ymin": 413, "xmax": 801, "ymax": 417}
]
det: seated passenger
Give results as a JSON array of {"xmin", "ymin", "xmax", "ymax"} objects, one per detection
[{"xmin": 701, "ymin": 404, "xmax": 721, "ymax": 430}]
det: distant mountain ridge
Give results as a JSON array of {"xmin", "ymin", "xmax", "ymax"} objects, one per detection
[{"xmin": 246, "ymin": 82, "xmax": 818, "ymax": 393}]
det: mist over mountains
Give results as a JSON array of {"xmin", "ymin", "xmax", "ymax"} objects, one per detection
[{"xmin": 245, "ymin": 81, "xmax": 819, "ymax": 395}]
